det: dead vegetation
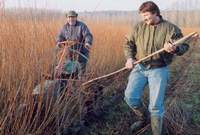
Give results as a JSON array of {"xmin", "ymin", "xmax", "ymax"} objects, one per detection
[{"xmin": 0, "ymin": 10, "xmax": 200, "ymax": 135}]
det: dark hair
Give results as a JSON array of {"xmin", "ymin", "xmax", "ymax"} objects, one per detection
[{"xmin": 139, "ymin": 1, "xmax": 160, "ymax": 16}]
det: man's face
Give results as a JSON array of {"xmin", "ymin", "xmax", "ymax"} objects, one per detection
[
  {"xmin": 67, "ymin": 16, "xmax": 77, "ymax": 25},
  {"xmin": 140, "ymin": 12, "xmax": 158, "ymax": 25}
]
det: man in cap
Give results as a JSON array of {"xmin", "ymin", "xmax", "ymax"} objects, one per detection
[
  {"xmin": 123, "ymin": 1, "xmax": 189, "ymax": 134},
  {"xmin": 55, "ymin": 10, "xmax": 93, "ymax": 79},
  {"xmin": 32, "ymin": 10, "xmax": 93, "ymax": 117}
]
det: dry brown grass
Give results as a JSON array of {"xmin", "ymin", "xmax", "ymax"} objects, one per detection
[
  {"xmin": 182, "ymin": 27, "xmax": 200, "ymax": 34},
  {"xmin": 0, "ymin": 13, "xmax": 199, "ymax": 134},
  {"xmin": 0, "ymin": 15, "xmax": 130, "ymax": 134}
]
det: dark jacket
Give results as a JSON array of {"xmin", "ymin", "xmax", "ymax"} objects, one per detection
[{"xmin": 56, "ymin": 21, "xmax": 93, "ymax": 63}]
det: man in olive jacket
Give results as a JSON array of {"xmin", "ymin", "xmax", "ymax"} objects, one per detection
[{"xmin": 123, "ymin": 1, "xmax": 189, "ymax": 134}]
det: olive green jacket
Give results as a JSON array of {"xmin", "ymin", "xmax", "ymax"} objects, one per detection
[{"xmin": 124, "ymin": 18, "xmax": 189, "ymax": 68}]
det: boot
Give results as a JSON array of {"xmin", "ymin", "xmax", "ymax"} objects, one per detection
[
  {"xmin": 151, "ymin": 116, "xmax": 163, "ymax": 135},
  {"xmin": 130, "ymin": 107, "xmax": 149, "ymax": 131}
]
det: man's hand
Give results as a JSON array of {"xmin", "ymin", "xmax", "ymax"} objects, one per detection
[
  {"xmin": 125, "ymin": 58, "xmax": 136, "ymax": 69},
  {"xmin": 164, "ymin": 42, "xmax": 176, "ymax": 53},
  {"xmin": 85, "ymin": 43, "xmax": 91, "ymax": 50},
  {"xmin": 191, "ymin": 33, "xmax": 200, "ymax": 42},
  {"xmin": 57, "ymin": 42, "xmax": 65, "ymax": 48}
]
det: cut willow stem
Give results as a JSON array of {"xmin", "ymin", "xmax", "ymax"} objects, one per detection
[{"xmin": 82, "ymin": 32, "xmax": 198, "ymax": 87}]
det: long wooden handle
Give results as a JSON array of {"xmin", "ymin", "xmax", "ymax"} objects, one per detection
[
  {"xmin": 82, "ymin": 32, "xmax": 197, "ymax": 86},
  {"xmin": 55, "ymin": 40, "xmax": 78, "ymax": 78},
  {"xmin": 57, "ymin": 40, "xmax": 85, "ymax": 46},
  {"xmin": 57, "ymin": 45, "xmax": 68, "ymax": 66},
  {"xmin": 56, "ymin": 40, "xmax": 82, "ymax": 66}
]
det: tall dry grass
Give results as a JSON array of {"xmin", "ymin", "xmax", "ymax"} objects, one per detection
[
  {"xmin": 0, "ymin": 11, "xmax": 200, "ymax": 134},
  {"xmin": 0, "ymin": 13, "xmax": 130, "ymax": 134}
]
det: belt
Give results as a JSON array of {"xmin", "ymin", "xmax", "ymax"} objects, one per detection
[{"xmin": 141, "ymin": 60, "xmax": 167, "ymax": 69}]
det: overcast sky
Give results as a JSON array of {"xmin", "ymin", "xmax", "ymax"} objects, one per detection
[{"xmin": 4, "ymin": 0, "xmax": 177, "ymax": 11}]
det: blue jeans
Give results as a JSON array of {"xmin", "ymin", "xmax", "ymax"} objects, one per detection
[{"xmin": 124, "ymin": 64, "xmax": 169, "ymax": 117}]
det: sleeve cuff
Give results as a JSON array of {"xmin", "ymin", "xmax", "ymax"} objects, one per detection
[{"xmin": 174, "ymin": 47, "xmax": 180, "ymax": 54}]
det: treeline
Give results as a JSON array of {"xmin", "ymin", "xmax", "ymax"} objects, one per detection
[
  {"xmin": 81, "ymin": 10, "xmax": 200, "ymax": 27},
  {"xmin": 2, "ymin": 8, "xmax": 200, "ymax": 27}
]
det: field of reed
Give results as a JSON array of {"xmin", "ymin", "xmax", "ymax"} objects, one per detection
[{"xmin": 0, "ymin": 11, "xmax": 200, "ymax": 134}]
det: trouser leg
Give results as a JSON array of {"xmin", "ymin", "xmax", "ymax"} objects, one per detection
[
  {"xmin": 124, "ymin": 65, "xmax": 148, "ymax": 131},
  {"xmin": 124, "ymin": 65, "xmax": 147, "ymax": 109},
  {"xmin": 148, "ymin": 67, "xmax": 169, "ymax": 135}
]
